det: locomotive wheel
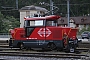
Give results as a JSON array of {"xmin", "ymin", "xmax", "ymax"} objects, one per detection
[
  {"xmin": 47, "ymin": 43, "xmax": 56, "ymax": 50},
  {"xmin": 19, "ymin": 43, "xmax": 24, "ymax": 49}
]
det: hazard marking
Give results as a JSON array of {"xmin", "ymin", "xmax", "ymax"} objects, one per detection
[{"xmin": 38, "ymin": 28, "xmax": 51, "ymax": 37}]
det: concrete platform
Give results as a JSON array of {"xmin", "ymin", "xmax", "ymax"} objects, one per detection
[{"xmin": 0, "ymin": 38, "xmax": 10, "ymax": 41}]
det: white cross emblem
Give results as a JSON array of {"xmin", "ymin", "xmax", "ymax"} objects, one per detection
[{"xmin": 38, "ymin": 28, "xmax": 51, "ymax": 37}]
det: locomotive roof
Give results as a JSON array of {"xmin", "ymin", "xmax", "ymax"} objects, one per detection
[{"xmin": 24, "ymin": 15, "xmax": 60, "ymax": 21}]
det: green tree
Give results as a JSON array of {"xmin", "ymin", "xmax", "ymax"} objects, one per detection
[
  {"xmin": 2, "ymin": 16, "xmax": 20, "ymax": 33},
  {"xmin": 1, "ymin": 0, "xmax": 90, "ymax": 17},
  {"xmin": 0, "ymin": 12, "xmax": 5, "ymax": 32},
  {"xmin": 0, "ymin": 12, "xmax": 20, "ymax": 33}
]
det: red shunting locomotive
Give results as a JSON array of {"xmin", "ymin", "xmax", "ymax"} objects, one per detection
[{"xmin": 9, "ymin": 15, "xmax": 78, "ymax": 52}]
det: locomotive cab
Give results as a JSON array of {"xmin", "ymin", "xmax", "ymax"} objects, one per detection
[{"xmin": 24, "ymin": 15, "xmax": 60, "ymax": 37}]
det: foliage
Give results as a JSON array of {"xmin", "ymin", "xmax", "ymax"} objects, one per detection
[
  {"xmin": 0, "ymin": 0, "xmax": 90, "ymax": 33},
  {"xmin": 0, "ymin": 12, "xmax": 20, "ymax": 33},
  {"xmin": 0, "ymin": 0, "xmax": 90, "ymax": 17},
  {"xmin": 78, "ymin": 28, "xmax": 86, "ymax": 35},
  {"xmin": 78, "ymin": 27, "xmax": 90, "ymax": 35},
  {"xmin": 0, "ymin": 12, "xmax": 5, "ymax": 32}
]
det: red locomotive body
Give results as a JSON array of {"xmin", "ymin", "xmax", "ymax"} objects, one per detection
[{"xmin": 9, "ymin": 15, "xmax": 78, "ymax": 52}]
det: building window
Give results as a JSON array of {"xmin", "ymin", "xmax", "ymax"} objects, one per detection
[
  {"xmin": 61, "ymin": 19, "xmax": 64, "ymax": 23},
  {"xmin": 30, "ymin": 13, "xmax": 34, "ymax": 17},
  {"xmin": 84, "ymin": 24, "xmax": 86, "ymax": 27},
  {"xmin": 81, "ymin": 18, "xmax": 87, "ymax": 22},
  {"xmin": 70, "ymin": 19, "xmax": 74, "ymax": 23},
  {"xmin": 26, "ymin": 11, "xmax": 30, "ymax": 16},
  {"xmin": 81, "ymin": 18, "xmax": 84, "ymax": 22},
  {"xmin": 76, "ymin": 24, "xmax": 79, "ymax": 27},
  {"xmin": 37, "ymin": 11, "xmax": 40, "ymax": 14}
]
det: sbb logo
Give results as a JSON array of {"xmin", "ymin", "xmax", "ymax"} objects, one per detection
[{"xmin": 38, "ymin": 28, "xmax": 51, "ymax": 37}]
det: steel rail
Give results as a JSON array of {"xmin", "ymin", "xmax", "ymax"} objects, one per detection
[{"xmin": 0, "ymin": 51, "xmax": 89, "ymax": 59}]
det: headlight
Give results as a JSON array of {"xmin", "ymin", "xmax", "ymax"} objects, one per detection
[{"xmin": 69, "ymin": 40, "xmax": 74, "ymax": 44}]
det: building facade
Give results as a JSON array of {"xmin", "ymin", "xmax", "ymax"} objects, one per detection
[
  {"xmin": 58, "ymin": 16, "xmax": 90, "ymax": 31},
  {"xmin": 19, "ymin": 5, "xmax": 48, "ymax": 27}
]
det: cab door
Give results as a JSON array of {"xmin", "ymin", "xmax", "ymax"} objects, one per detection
[{"xmin": 25, "ymin": 26, "xmax": 46, "ymax": 48}]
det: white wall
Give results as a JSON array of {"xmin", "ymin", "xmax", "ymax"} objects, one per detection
[
  {"xmin": 79, "ymin": 25, "xmax": 84, "ymax": 31},
  {"xmin": 20, "ymin": 11, "xmax": 26, "ymax": 28},
  {"xmin": 70, "ymin": 23, "xmax": 76, "ymax": 28},
  {"xmin": 20, "ymin": 10, "xmax": 43, "ymax": 28}
]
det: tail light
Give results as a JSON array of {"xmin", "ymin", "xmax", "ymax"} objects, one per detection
[{"xmin": 72, "ymin": 36, "xmax": 76, "ymax": 40}]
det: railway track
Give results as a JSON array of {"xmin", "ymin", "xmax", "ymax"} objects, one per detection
[
  {"xmin": 0, "ymin": 40, "xmax": 89, "ymax": 59},
  {"xmin": 0, "ymin": 51, "xmax": 89, "ymax": 59},
  {"xmin": 78, "ymin": 43, "xmax": 90, "ymax": 48}
]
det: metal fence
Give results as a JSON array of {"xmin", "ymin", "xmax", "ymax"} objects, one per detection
[{"xmin": 0, "ymin": 33, "xmax": 11, "ymax": 38}]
